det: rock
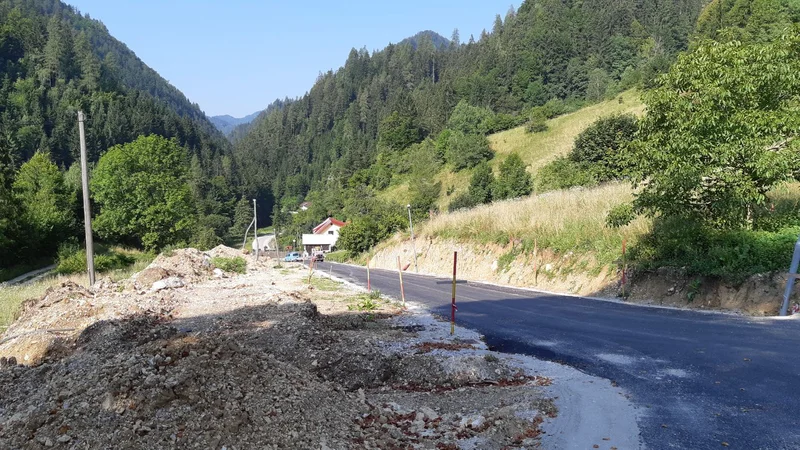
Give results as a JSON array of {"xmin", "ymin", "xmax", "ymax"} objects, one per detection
[
  {"xmin": 7, "ymin": 356, "xmax": 16, "ymax": 366},
  {"xmin": 151, "ymin": 277, "xmax": 184, "ymax": 292},
  {"xmin": 57, "ymin": 435, "xmax": 71, "ymax": 443},
  {"xmin": 135, "ymin": 267, "xmax": 171, "ymax": 287},
  {"xmin": 419, "ymin": 406, "xmax": 439, "ymax": 421},
  {"xmin": 459, "ymin": 415, "xmax": 486, "ymax": 429},
  {"xmin": 213, "ymin": 268, "xmax": 226, "ymax": 278}
]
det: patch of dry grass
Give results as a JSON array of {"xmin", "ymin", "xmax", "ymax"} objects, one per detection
[
  {"xmin": 0, "ymin": 254, "xmax": 152, "ymax": 329},
  {"xmin": 420, "ymin": 183, "xmax": 652, "ymax": 265},
  {"xmin": 488, "ymin": 90, "xmax": 645, "ymax": 172}
]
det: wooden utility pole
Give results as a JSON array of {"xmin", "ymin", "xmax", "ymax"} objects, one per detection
[{"xmin": 77, "ymin": 111, "xmax": 95, "ymax": 286}]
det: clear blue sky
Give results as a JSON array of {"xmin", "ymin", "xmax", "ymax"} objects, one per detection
[{"xmin": 67, "ymin": 1, "xmax": 519, "ymax": 118}]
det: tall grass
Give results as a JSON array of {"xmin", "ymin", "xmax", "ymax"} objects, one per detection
[
  {"xmin": 0, "ymin": 251, "xmax": 153, "ymax": 329},
  {"xmin": 421, "ymin": 183, "xmax": 652, "ymax": 266},
  {"xmin": 488, "ymin": 90, "xmax": 645, "ymax": 172}
]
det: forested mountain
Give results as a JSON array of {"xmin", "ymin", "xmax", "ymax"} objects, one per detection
[
  {"xmin": 210, "ymin": 110, "xmax": 264, "ymax": 136},
  {"xmin": 0, "ymin": 0, "xmax": 236, "ymax": 263},
  {"xmin": 400, "ymin": 30, "xmax": 450, "ymax": 50},
  {"xmin": 233, "ymin": 0, "xmax": 710, "ymax": 231}
]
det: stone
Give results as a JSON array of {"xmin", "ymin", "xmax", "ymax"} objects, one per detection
[
  {"xmin": 151, "ymin": 277, "xmax": 185, "ymax": 292},
  {"xmin": 135, "ymin": 267, "xmax": 170, "ymax": 287},
  {"xmin": 57, "ymin": 435, "xmax": 71, "ymax": 443}
]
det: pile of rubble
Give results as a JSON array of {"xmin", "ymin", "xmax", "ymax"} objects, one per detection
[{"xmin": 0, "ymin": 247, "xmax": 557, "ymax": 449}]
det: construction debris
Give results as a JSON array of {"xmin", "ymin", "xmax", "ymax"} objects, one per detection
[{"xmin": 0, "ymin": 247, "xmax": 556, "ymax": 449}]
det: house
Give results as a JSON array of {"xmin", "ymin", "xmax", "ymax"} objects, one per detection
[{"xmin": 301, "ymin": 217, "xmax": 346, "ymax": 254}]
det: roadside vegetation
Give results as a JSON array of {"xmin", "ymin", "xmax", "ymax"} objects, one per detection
[{"xmin": 211, "ymin": 256, "xmax": 247, "ymax": 274}]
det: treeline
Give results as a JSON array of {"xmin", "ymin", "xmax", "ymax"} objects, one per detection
[
  {"xmin": 0, "ymin": 0, "xmax": 237, "ymax": 266},
  {"xmin": 234, "ymin": 0, "xmax": 709, "ymax": 235}
]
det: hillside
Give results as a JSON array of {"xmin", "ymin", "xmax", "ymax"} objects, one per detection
[
  {"xmin": 379, "ymin": 90, "xmax": 646, "ymax": 210},
  {"xmin": 210, "ymin": 110, "xmax": 263, "ymax": 136},
  {"xmin": 234, "ymin": 0, "xmax": 708, "ymax": 227},
  {"xmin": 0, "ymin": 0, "xmax": 236, "ymax": 265}
]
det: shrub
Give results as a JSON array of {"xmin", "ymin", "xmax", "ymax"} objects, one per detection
[
  {"xmin": 536, "ymin": 157, "xmax": 596, "ymax": 192},
  {"xmin": 56, "ymin": 246, "xmax": 136, "ymax": 275},
  {"xmin": 492, "ymin": 153, "xmax": 533, "ymax": 201},
  {"xmin": 446, "ymin": 131, "xmax": 493, "ymax": 171},
  {"xmin": 324, "ymin": 250, "xmax": 350, "ymax": 263},
  {"xmin": 570, "ymin": 113, "xmax": 637, "ymax": 182},
  {"xmin": 630, "ymin": 217, "xmax": 800, "ymax": 282},
  {"xmin": 469, "ymin": 162, "xmax": 495, "ymax": 205},
  {"xmin": 191, "ymin": 226, "xmax": 223, "ymax": 251},
  {"xmin": 606, "ymin": 203, "xmax": 635, "ymax": 228},
  {"xmin": 525, "ymin": 110, "xmax": 548, "ymax": 133},
  {"xmin": 211, "ymin": 256, "xmax": 247, "ymax": 274},
  {"xmin": 448, "ymin": 192, "xmax": 477, "ymax": 212}
]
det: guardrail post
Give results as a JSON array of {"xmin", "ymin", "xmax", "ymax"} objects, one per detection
[{"xmin": 780, "ymin": 236, "xmax": 800, "ymax": 316}]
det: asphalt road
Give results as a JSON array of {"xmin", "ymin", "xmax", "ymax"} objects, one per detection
[{"xmin": 316, "ymin": 261, "xmax": 800, "ymax": 450}]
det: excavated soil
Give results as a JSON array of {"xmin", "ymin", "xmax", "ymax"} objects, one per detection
[{"xmin": 0, "ymin": 247, "xmax": 557, "ymax": 449}]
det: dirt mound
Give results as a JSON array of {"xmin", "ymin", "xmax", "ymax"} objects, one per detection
[
  {"xmin": 143, "ymin": 248, "xmax": 213, "ymax": 283},
  {"xmin": 206, "ymin": 244, "xmax": 244, "ymax": 259},
  {"xmin": 0, "ymin": 253, "xmax": 557, "ymax": 449}
]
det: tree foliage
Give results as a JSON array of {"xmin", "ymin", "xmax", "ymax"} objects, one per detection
[
  {"xmin": 623, "ymin": 36, "xmax": 800, "ymax": 229},
  {"xmin": 493, "ymin": 153, "xmax": 533, "ymax": 200},
  {"xmin": 12, "ymin": 152, "xmax": 75, "ymax": 253},
  {"xmin": 92, "ymin": 135, "xmax": 196, "ymax": 250},
  {"xmin": 570, "ymin": 113, "xmax": 637, "ymax": 181}
]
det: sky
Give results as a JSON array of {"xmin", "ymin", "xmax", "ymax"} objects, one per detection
[{"xmin": 66, "ymin": 0, "xmax": 520, "ymax": 118}]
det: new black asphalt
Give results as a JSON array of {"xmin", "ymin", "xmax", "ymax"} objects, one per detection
[{"xmin": 315, "ymin": 261, "xmax": 800, "ymax": 450}]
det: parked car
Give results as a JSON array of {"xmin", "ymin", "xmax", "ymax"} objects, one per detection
[
  {"xmin": 284, "ymin": 252, "xmax": 301, "ymax": 262},
  {"xmin": 312, "ymin": 252, "xmax": 325, "ymax": 262}
]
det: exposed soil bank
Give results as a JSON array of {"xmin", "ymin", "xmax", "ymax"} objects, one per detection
[{"xmin": 372, "ymin": 237, "xmax": 796, "ymax": 316}]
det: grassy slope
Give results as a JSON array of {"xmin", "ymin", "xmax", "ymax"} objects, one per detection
[
  {"xmin": 381, "ymin": 90, "xmax": 646, "ymax": 210},
  {"xmin": 489, "ymin": 90, "xmax": 645, "ymax": 171}
]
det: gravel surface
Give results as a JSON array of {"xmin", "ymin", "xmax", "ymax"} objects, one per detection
[{"xmin": 0, "ymin": 247, "xmax": 561, "ymax": 449}]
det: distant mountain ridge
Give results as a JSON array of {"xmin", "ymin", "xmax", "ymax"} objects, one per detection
[
  {"xmin": 400, "ymin": 30, "xmax": 450, "ymax": 50},
  {"xmin": 210, "ymin": 110, "xmax": 264, "ymax": 136}
]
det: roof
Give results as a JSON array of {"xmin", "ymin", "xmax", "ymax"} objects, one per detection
[{"xmin": 312, "ymin": 217, "xmax": 347, "ymax": 234}]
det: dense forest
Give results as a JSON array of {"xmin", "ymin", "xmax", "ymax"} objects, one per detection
[
  {"xmin": 2, "ymin": 0, "xmax": 797, "ymax": 275},
  {"xmin": 232, "ymin": 0, "xmax": 709, "ymax": 241},
  {"xmin": 0, "ymin": 0, "xmax": 236, "ymax": 265}
]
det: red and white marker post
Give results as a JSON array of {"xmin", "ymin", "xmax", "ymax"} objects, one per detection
[{"xmin": 451, "ymin": 251, "xmax": 458, "ymax": 335}]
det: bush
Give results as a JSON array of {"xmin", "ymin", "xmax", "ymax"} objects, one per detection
[
  {"xmin": 536, "ymin": 157, "xmax": 596, "ymax": 192},
  {"xmin": 631, "ymin": 218, "xmax": 800, "ymax": 282},
  {"xmin": 56, "ymin": 245, "xmax": 136, "ymax": 275},
  {"xmin": 492, "ymin": 153, "xmax": 533, "ymax": 201},
  {"xmin": 325, "ymin": 250, "xmax": 350, "ymax": 263},
  {"xmin": 525, "ymin": 111, "xmax": 548, "ymax": 133},
  {"xmin": 570, "ymin": 114, "xmax": 637, "ymax": 182},
  {"xmin": 191, "ymin": 226, "xmax": 223, "ymax": 251},
  {"xmin": 445, "ymin": 131, "xmax": 493, "ymax": 171},
  {"xmin": 448, "ymin": 192, "xmax": 477, "ymax": 212},
  {"xmin": 211, "ymin": 256, "xmax": 247, "ymax": 274},
  {"xmin": 606, "ymin": 203, "xmax": 635, "ymax": 228}
]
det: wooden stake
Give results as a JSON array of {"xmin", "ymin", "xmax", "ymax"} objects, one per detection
[
  {"xmin": 451, "ymin": 251, "xmax": 458, "ymax": 335},
  {"xmin": 367, "ymin": 257, "xmax": 371, "ymax": 292}
]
